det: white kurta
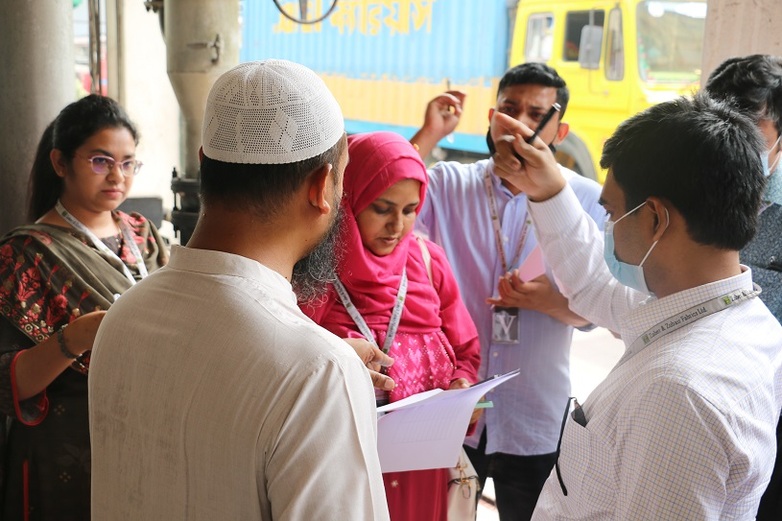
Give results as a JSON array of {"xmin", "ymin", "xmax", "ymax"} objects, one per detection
[
  {"xmin": 89, "ymin": 245, "xmax": 389, "ymax": 520},
  {"xmin": 529, "ymin": 187, "xmax": 782, "ymax": 520}
]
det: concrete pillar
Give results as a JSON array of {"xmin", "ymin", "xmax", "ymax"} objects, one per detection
[
  {"xmin": 107, "ymin": 0, "xmax": 181, "ymax": 242},
  {"xmin": 0, "ymin": 2, "xmax": 75, "ymax": 235},
  {"xmin": 165, "ymin": 0, "xmax": 240, "ymax": 243},
  {"xmin": 702, "ymin": 0, "xmax": 782, "ymax": 79},
  {"xmin": 165, "ymin": 0, "xmax": 240, "ymax": 181}
]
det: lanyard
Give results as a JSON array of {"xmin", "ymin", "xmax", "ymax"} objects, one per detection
[
  {"xmin": 627, "ymin": 285, "xmax": 761, "ymax": 355},
  {"xmin": 484, "ymin": 171, "xmax": 532, "ymax": 273},
  {"xmin": 333, "ymin": 268, "xmax": 408, "ymax": 354},
  {"xmin": 55, "ymin": 200, "xmax": 148, "ymax": 285}
]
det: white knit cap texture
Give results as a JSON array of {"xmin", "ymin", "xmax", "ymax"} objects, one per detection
[{"xmin": 202, "ymin": 60, "xmax": 344, "ymax": 164}]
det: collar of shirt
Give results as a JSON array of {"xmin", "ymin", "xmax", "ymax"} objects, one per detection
[
  {"xmin": 620, "ymin": 268, "xmax": 756, "ymax": 359},
  {"xmin": 488, "ymin": 159, "xmax": 528, "ymax": 200},
  {"xmin": 166, "ymin": 245, "xmax": 296, "ymax": 305}
]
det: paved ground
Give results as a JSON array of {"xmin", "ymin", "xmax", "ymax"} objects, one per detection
[{"xmin": 475, "ymin": 327, "xmax": 625, "ymax": 520}]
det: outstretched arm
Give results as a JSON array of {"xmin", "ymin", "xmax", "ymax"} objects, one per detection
[{"xmin": 495, "ymin": 111, "xmax": 640, "ymax": 331}]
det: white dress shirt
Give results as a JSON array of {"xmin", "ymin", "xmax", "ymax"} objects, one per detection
[
  {"xmin": 529, "ymin": 187, "xmax": 782, "ymax": 520},
  {"xmin": 89, "ymin": 245, "xmax": 389, "ymax": 521}
]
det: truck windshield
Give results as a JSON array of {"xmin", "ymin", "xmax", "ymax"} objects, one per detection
[{"xmin": 637, "ymin": 1, "xmax": 706, "ymax": 83}]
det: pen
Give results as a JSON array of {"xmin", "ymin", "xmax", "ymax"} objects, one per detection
[
  {"xmin": 495, "ymin": 102, "xmax": 561, "ymax": 162},
  {"xmin": 572, "ymin": 398, "xmax": 587, "ymax": 426},
  {"xmin": 526, "ymin": 102, "xmax": 561, "ymax": 144}
]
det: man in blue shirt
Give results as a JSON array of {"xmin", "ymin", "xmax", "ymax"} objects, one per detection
[{"xmin": 410, "ymin": 63, "xmax": 605, "ymax": 520}]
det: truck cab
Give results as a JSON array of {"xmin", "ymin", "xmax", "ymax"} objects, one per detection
[{"xmin": 511, "ymin": 0, "xmax": 706, "ymax": 182}]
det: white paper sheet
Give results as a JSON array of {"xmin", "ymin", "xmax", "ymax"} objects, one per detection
[{"xmin": 376, "ymin": 369, "xmax": 520, "ymax": 473}]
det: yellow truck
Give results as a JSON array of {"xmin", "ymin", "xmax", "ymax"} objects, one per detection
[
  {"xmin": 243, "ymin": 0, "xmax": 706, "ymax": 183},
  {"xmin": 512, "ymin": 0, "xmax": 707, "ymax": 181}
]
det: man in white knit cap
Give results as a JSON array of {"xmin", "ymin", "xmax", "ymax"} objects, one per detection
[{"xmin": 89, "ymin": 60, "xmax": 390, "ymax": 520}]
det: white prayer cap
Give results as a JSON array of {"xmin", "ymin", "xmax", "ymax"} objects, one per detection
[{"xmin": 202, "ymin": 60, "xmax": 344, "ymax": 165}]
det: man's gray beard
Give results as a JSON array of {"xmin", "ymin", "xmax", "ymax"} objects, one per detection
[{"xmin": 292, "ymin": 207, "xmax": 345, "ymax": 304}]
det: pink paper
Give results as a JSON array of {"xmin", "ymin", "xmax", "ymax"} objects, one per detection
[{"xmin": 518, "ymin": 245, "xmax": 546, "ymax": 281}]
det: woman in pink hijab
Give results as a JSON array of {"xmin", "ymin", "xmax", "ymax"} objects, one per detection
[{"xmin": 304, "ymin": 131, "xmax": 481, "ymax": 520}]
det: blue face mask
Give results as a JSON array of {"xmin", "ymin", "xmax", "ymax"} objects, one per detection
[
  {"xmin": 762, "ymin": 135, "xmax": 782, "ymax": 178},
  {"xmin": 603, "ymin": 201, "xmax": 669, "ymax": 296}
]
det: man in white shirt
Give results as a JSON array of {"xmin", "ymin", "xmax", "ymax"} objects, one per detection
[
  {"xmin": 88, "ymin": 60, "xmax": 389, "ymax": 520},
  {"xmin": 492, "ymin": 92, "xmax": 782, "ymax": 519}
]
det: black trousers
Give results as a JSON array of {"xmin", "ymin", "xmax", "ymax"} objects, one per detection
[{"xmin": 464, "ymin": 430, "xmax": 557, "ymax": 521}]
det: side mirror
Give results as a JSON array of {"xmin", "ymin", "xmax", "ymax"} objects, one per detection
[{"xmin": 578, "ymin": 25, "xmax": 603, "ymax": 69}]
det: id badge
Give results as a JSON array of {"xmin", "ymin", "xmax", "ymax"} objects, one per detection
[{"xmin": 492, "ymin": 306, "xmax": 520, "ymax": 344}]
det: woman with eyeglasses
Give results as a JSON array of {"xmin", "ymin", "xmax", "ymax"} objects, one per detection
[{"xmin": 0, "ymin": 94, "xmax": 168, "ymax": 519}]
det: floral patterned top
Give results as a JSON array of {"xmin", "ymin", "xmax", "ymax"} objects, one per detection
[{"xmin": 0, "ymin": 211, "xmax": 167, "ymax": 520}]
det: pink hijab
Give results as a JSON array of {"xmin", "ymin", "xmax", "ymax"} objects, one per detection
[{"xmin": 304, "ymin": 131, "xmax": 441, "ymax": 335}]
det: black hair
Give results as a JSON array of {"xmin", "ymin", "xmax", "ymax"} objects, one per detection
[
  {"xmin": 27, "ymin": 94, "xmax": 139, "ymax": 221},
  {"xmin": 199, "ymin": 134, "xmax": 347, "ymax": 219},
  {"xmin": 705, "ymin": 54, "xmax": 782, "ymax": 134},
  {"xmin": 498, "ymin": 63, "xmax": 570, "ymax": 118},
  {"xmin": 600, "ymin": 92, "xmax": 765, "ymax": 250}
]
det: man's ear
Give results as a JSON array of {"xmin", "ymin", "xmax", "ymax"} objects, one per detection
[
  {"xmin": 487, "ymin": 107, "xmax": 495, "ymax": 125},
  {"xmin": 307, "ymin": 163, "xmax": 334, "ymax": 215},
  {"xmin": 553, "ymin": 121, "xmax": 569, "ymax": 145},
  {"xmin": 645, "ymin": 197, "xmax": 671, "ymax": 241},
  {"xmin": 50, "ymin": 149, "xmax": 66, "ymax": 178}
]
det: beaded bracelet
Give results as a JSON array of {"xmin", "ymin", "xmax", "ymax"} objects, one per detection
[
  {"xmin": 56, "ymin": 326, "xmax": 80, "ymax": 359},
  {"xmin": 57, "ymin": 325, "xmax": 89, "ymax": 372}
]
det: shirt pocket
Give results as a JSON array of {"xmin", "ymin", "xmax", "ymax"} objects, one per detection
[{"xmin": 557, "ymin": 416, "xmax": 592, "ymax": 505}]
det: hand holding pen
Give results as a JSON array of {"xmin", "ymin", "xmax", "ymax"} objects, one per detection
[
  {"xmin": 490, "ymin": 110, "xmax": 567, "ymax": 202},
  {"xmin": 497, "ymin": 102, "xmax": 561, "ymax": 163}
]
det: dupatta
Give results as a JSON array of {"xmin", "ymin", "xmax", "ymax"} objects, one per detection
[
  {"xmin": 0, "ymin": 211, "xmax": 167, "ymax": 349},
  {"xmin": 305, "ymin": 131, "xmax": 441, "ymax": 336}
]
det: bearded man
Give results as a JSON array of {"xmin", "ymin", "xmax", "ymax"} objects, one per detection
[{"xmin": 88, "ymin": 60, "xmax": 390, "ymax": 521}]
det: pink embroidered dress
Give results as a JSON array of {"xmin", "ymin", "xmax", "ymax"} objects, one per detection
[{"xmin": 303, "ymin": 131, "xmax": 481, "ymax": 521}]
